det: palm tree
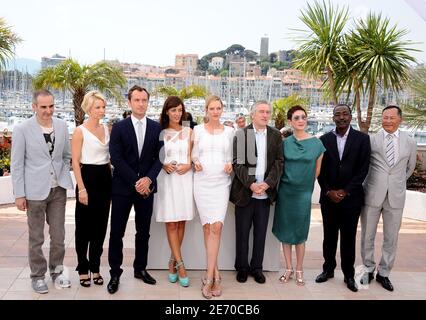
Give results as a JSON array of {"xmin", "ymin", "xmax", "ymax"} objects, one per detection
[
  {"xmin": 272, "ymin": 95, "xmax": 309, "ymax": 130},
  {"xmin": 402, "ymin": 67, "xmax": 426, "ymax": 130},
  {"xmin": 155, "ymin": 84, "xmax": 208, "ymax": 100},
  {"xmin": 346, "ymin": 13, "xmax": 417, "ymax": 132},
  {"xmin": 33, "ymin": 59, "xmax": 126, "ymax": 126},
  {"xmin": 292, "ymin": 0, "xmax": 349, "ymax": 106},
  {"xmin": 0, "ymin": 17, "xmax": 22, "ymax": 71}
]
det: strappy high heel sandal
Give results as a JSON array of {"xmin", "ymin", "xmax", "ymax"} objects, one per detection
[
  {"xmin": 211, "ymin": 277, "xmax": 222, "ymax": 297},
  {"xmin": 201, "ymin": 276, "xmax": 213, "ymax": 299},
  {"xmin": 92, "ymin": 273, "xmax": 104, "ymax": 285},
  {"xmin": 168, "ymin": 257, "xmax": 178, "ymax": 283},
  {"xmin": 175, "ymin": 260, "xmax": 189, "ymax": 287},
  {"xmin": 79, "ymin": 274, "xmax": 91, "ymax": 287},
  {"xmin": 279, "ymin": 269, "xmax": 294, "ymax": 283},
  {"xmin": 295, "ymin": 270, "xmax": 305, "ymax": 286}
]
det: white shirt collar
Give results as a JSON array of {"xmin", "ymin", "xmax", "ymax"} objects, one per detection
[
  {"xmin": 383, "ymin": 128, "xmax": 399, "ymax": 138},
  {"xmin": 131, "ymin": 114, "xmax": 146, "ymax": 127},
  {"xmin": 333, "ymin": 126, "xmax": 350, "ymax": 138},
  {"xmin": 253, "ymin": 124, "xmax": 267, "ymax": 135}
]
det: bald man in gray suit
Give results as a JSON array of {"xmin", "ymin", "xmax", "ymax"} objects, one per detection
[{"xmin": 360, "ymin": 105, "xmax": 417, "ymax": 292}]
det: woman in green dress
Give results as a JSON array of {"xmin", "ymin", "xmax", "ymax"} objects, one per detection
[{"xmin": 272, "ymin": 105, "xmax": 325, "ymax": 286}]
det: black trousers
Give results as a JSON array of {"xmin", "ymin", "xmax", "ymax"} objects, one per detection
[
  {"xmin": 234, "ymin": 198, "xmax": 270, "ymax": 272},
  {"xmin": 108, "ymin": 192, "xmax": 153, "ymax": 278},
  {"xmin": 75, "ymin": 164, "xmax": 111, "ymax": 275},
  {"xmin": 320, "ymin": 203, "xmax": 361, "ymax": 278}
]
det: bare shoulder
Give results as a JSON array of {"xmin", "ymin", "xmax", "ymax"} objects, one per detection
[
  {"xmin": 73, "ymin": 126, "xmax": 82, "ymax": 135},
  {"xmin": 72, "ymin": 126, "xmax": 83, "ymax": 140}
]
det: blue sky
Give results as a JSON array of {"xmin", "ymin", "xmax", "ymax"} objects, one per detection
[{"xmin": 2, "ymin": 0, "xmax": 425, "ymax": 66}]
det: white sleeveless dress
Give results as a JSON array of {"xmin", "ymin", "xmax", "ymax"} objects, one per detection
[
  {"xmin": 192, "ymin": 124, "xmax": 234, "ymax": 225},
  {"xmin": 154, "ymin": 128, "xmax": 194, "ymax": 222}
]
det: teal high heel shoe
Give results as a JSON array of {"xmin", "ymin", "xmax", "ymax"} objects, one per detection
[
  {"xmin": 175, "ymin": 260, "xmax": 189, "ymax": 287},
  {"xmin": 168, "ymin": 258, "xmax": 178, "ymax": 283}
]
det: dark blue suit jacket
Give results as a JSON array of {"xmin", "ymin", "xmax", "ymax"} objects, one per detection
[{"xmin": 109, "ymin": 117, "xmax": 163, "ymax": 196}]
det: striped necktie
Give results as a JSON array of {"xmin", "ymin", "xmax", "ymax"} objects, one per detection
[{"xmin": 385, "ymin": 134, "xmax": 395, "ymax": 167}]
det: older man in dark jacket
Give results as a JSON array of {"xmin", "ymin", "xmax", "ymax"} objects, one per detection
[{"xmin": 230, "ymin": 100, "xmax": 284, "ymax": 284}]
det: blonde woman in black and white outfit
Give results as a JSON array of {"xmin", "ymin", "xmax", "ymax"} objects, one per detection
[{"xmin": 71, "ymin": 91, "xmax": 111, "ymax": 287}]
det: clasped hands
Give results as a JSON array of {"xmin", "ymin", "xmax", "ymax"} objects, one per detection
[
  {"xmin": 193, "ymin": 162, "xmax": 233, "ymax": 175},
  {"xmin": 163, "ymin": 162, "xmax": 192, "ymax": 175},
  {"xmin": 250, "ymin": 182, "xmax": 269, "ymax": 196},
  {"xmin": 135, "ymin": 177, "xmax": 152, "ymax": 196},
  {"xmin": 327, "ymin": 189, "xmax": 348, "ymax": 203}
]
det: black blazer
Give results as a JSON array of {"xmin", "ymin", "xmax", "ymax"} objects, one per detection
[
  {"xmin": 230, "ymin": 124, "xmax": 284, "ymax": 207},
  {"xmin": 318, "ymin": 126, "xmax": 371, "ymax": 208},
  {"xmin": 109, "ymin": 117, "xmax": 163, "ymax": 196}
]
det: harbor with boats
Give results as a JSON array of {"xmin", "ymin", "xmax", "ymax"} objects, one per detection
[{"xmin": 1, "ymin": 96, "xmax": 426, "ymax": 145}]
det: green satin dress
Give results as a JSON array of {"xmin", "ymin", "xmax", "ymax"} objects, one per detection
[{"xmin": 272, "ymin": 135, "xmax": 325, "ymax": 244}]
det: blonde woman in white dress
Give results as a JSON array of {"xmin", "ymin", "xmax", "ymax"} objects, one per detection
[
  {"xmin": 154, "ymin": 96, "xmax": 194, "ymax": 287},
  {"xmin": 192, "ymin": 95, "xmax": 234, "ymax": 299}
]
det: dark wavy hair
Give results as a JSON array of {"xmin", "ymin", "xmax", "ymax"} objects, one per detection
[
  {"xmin": 159, "ymin": 96, "xmax": 186, "ymax": 129},
  {"xmin": 287, "ymin": 105, "xmax": 307, "ymax": 120}
]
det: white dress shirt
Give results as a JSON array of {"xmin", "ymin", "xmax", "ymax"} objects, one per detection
[
  {"xmin": 333, "ymin": 126, "xmax": 350, "ymax": 160},
  {"xmin": 252, "ymin": 125, "xmax": 268, "ymax": 200}
]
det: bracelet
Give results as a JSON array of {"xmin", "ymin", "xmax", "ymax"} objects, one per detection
[{"xmin": 78, "ymin": 188, "xmax": 86, "ymax": 194}]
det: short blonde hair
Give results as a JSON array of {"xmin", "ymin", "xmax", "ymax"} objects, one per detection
[
  {"xmin": 81, "ymin": 90, "xmax": 107, "ymax": 114},
  {"xmin": 204, "ymin": 95, "xmax": 223, "ymax": 113}
]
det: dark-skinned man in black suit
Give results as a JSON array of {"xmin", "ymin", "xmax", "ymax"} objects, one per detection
[{"xmin": 316, "ymin": 104, "xmax": 371, "ymax": 292}]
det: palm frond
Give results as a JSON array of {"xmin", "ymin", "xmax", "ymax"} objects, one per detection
[
  {"xmin": 292, "ymin": 0, "xmax": 349, "ymax": 104},
  {"xmin": 403, "ymin": 67, "xmax": 426, "ymax": 130},
  {"xmin": 155, "ymin": 86, "xmax": 179, "ymax": 97},
  {"xmin": 0, "ymin": 18, "xmax": 22, "ymax": 71},
  {"xmin": 349, "ymin": 12, "xmax": 418, "ymax": 93},
  {"xmin": 32, "ymin": 59, "xmax": 126, "ymax": 125}
]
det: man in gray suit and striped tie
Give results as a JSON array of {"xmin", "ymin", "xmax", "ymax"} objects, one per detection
[
  {"xmin": 360, "ymin": 105, "xmax": 417, "ymax": 291},
  {"xmin": 11, "ymin": 89, "xmax": 74, "ymax": 294}
]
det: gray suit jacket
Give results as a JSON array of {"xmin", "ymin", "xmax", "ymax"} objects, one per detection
[
  {"xmin": 363, "ymin": 129, "xmax": 417, "ymax": 209},
  {"xmin": 11, "ymin": 116, "xmax": 73, "ymax": 201}
]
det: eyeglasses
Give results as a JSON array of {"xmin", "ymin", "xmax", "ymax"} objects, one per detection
[{"xmin": 292, "ymin": 115, "xmax": 307, "ymax": 121}]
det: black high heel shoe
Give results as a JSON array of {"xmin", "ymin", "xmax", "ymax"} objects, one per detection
[
  {"xmin": 92, "ymin": 273, "xmax": 104, "ymax": 285},
  {"xmin": 79, "ymin": 273, "xmax": 91, "ymax": 287}
]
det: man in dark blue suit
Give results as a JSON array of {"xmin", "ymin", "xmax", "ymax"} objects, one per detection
[
  {"xmin": 107, "ymin": 85, "xmax": 163, "ymax": 294},
  {"xmin": 316, "ymin": 104, "xmax": 371, "ymax": 292}
]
